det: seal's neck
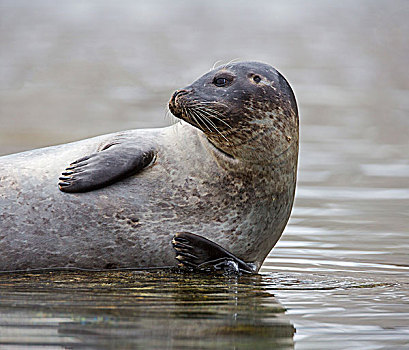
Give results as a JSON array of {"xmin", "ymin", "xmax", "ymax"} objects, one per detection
[{"xmin": 201, "ymin": 130, "xmax": 299, "ymax": 193}]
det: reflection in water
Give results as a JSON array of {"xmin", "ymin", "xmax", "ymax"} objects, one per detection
[{"xmin": 0, "ymin": 271, "xmax": 294, "ymax": 349}]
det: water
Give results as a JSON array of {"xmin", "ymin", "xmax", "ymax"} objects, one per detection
[
  {"xmin": 0, "ymin": 271, "xmax": 295, "ymax": 349},
  {"xmin": 0, "ymin": 1, "xmax": 408, "ymax": 349}
]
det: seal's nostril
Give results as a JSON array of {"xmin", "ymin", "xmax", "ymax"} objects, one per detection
[
  {"xmin": 169, "ymin": 90, "xmax": 190, "ymax": 116},
  {"xmin": 171, "ymin": 89, "xmax": 189, "ymax": 102}
]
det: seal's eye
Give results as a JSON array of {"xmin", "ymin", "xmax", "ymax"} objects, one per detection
[
  {"xmin": 214, "ymin": 77, "xmax": 228, "ymax": 87},
  {"xmin": 253, "ymin": 75, "xmax": 261, "ymax": 83}
]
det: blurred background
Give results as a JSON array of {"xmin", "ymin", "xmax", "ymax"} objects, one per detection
[
  {"xmin": 1, "ymin": 0, "xmax": 408, "ymax": 348},
  {"xmin": 1, "ymin": 0, "xmax": 408, "ymax": 157}
]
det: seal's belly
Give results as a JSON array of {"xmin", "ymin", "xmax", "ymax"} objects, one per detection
[{"xmin": 0, "ymin": 131, "xmax": 247, "ymax": 270}]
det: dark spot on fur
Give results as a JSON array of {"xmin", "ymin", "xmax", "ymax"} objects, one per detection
[
  {"xmin": 104, "ymin": 262, "xmax": 117, "ymax": 269},
  {"xmin": 115, "ymin": 212, "xmax": 140, "ymax": 228},
  {"xmin": 129, "ymin": 216, "xmax": 139, "ymax": 223}
]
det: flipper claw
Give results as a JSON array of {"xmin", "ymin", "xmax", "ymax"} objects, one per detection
[
  {"xmin": 171, "ymin": 232, "xmax": 256, "ymax": 274},
  {"xmin": 58, "ymin": 139, "xmax": 156, "ymax": 193}
]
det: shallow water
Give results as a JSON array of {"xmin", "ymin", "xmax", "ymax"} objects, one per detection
[
  {"xmin": 1, "ymin": 0, "xmax": 408, "ymax": 349},
  {"xmin": 0, "ymin": 271, "xmax": 295, "ymax": 349}
]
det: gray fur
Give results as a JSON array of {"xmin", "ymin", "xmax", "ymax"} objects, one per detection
[{"xmin": 0, "ymin": 62, "xmax": 298, "ymax": 272}]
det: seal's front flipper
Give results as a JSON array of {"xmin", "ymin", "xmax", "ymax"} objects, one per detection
[
  {"xmin": 58, "ymin": 139, "xmax": 156, "ymax": 193},
  {"xmin": 172, "ymin": 232, "xmax": 256, "ymax": 274}
]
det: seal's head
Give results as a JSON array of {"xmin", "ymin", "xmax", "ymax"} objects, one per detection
[{"xmin": 169, "ymin": 61, "xmax": 298, "ymax": 163}]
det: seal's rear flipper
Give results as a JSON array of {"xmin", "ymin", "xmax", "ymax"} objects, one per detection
[
  {"xmin": 58, "ymin": 138, "xmax": 156, "ymax": 193},
  {"xmin": 172, "ymin": 232, "xmax": 256, "ymax": 274}
]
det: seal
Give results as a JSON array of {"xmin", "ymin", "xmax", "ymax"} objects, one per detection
[{"xmin": 0, "ymin": 61, "xmax": 298, "ymax": 273}]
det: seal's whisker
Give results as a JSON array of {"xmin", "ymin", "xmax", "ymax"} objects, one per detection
[
  {"xmin": 223, "ymin": 58, "xmax": 240, "ymax": 69},
  {"xmin": 164, "ymin": 107, "xmax": 178, "ymax": 126},
  {"xmin": 192, "ymin": 102, "xmax": 230, "ymax": 117},
  {"xmin": 193, "ymin": 108, "xmax": 219, "ymax": 132},
  {"xmin": 195, "ymin": 107, "xmax": 226, "ymax": 130},
  {"xmin": 198, "ymin": 106, "xmax": 229, "ymax": 121},
  {"xmin": 186, "ymin": 100, "xmax": 229, "ymax": 121},
  {"xmin": 188, "ymin": 102, "xmax": 232, "ymax": 131},
  {"xmin": 197, "ymin": 113, "xmax": 214, "ymax": 133},
  {"xmin": 189, "ymin": 102, "xmax": 225, "ymax": 116},
  {"xmin": 191, "ymin": 112, "xmax": 207, "ymax": 132},
  {"xmin": 197, "ymin": 101, "xmax": 230, "ymax": 109},
  {"xmin": 194, "ymin": 108, "xmax": 230, "ymax": 143},
  {"xmin": 190, "ymin": 109, "xmax": 212, "ymax": 132},
  {"xmin": 182, "ymin": 106, "xmax": 192, "ymax": 125},
  {"xmin": 213, "ymin": 128, "xmax": 230, "ymax": 143},
  {"xmin": 211, "ymin": 60, "xmax": 223, "ymax": 70},
  {"xmin": 184, "ymin": 106, "xmax": 205, "ymax": 132},
  {"xmin": 195, "ymin": 106, "xmax": 233, "ymax": 129},
  {"xmin": 189, "ymin": 100, "xmax": 230, "ymax": 110}
]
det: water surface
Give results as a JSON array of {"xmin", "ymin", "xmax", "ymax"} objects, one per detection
[
  {"xmin": 0, "ymin": 271, "xmax": 294, "ymax": 349},
  {"xmin": 0, "ymin": 1, "xmax": 408, "ymax": 349}
]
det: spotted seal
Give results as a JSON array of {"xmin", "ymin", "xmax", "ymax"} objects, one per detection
[{"xmin": 0, "ymin": 61, "xmax": 298, "ymax": 273}]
